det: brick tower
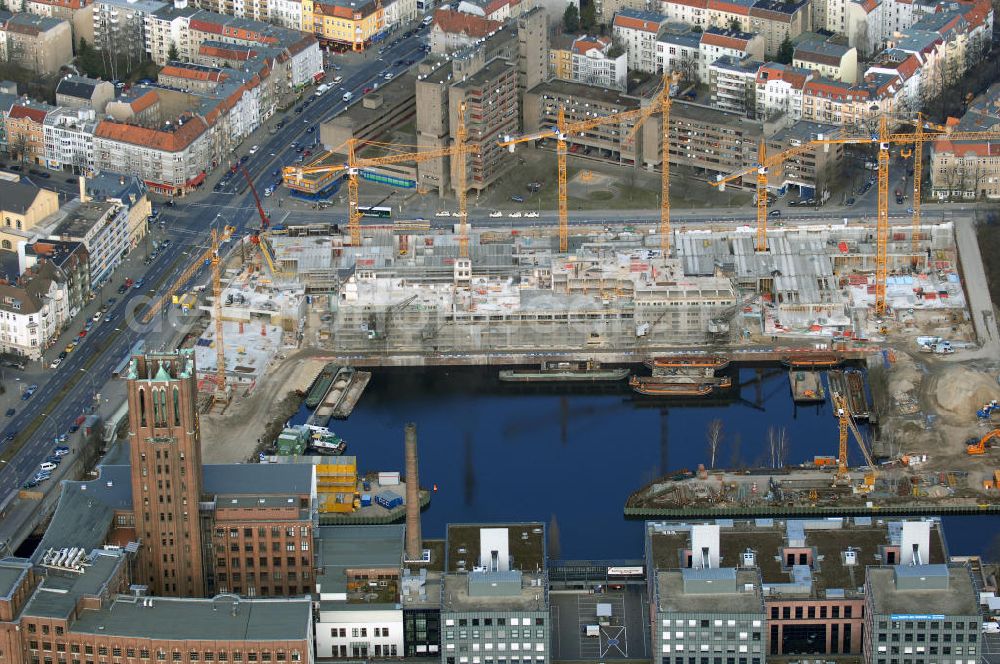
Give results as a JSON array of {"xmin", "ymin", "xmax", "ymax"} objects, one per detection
[{"xmin": 126, "ymin": 350, "xmax": 205, "ymax": 598}]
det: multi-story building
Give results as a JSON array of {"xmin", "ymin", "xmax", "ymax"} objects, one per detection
[
  {"xmin": 93, "ymin": 118, "xmax": 213, "ymax": 196},
  {"xmin": 645, "ymin": 519, "xmax": 956, "ymax": 659},
  {"xmin": 563, "ymin": 34, "xmax": 627, "ymax": 92},
  {"xmin": 92, "ymin": 0, "xmax": 165, "ymax": 69},
  {"xmin": 0, "ymin": 553, "xmax": 314, "ymax": 664},
  {"xmin": 21, "ymin": 238, "xmax": 91, "ymax": 317},
  {"xmin": 0, "ymin": 11, "xmax": 73, "ymax": 74},
  {"xmin": 755, "ymin": 61, "xmax": 813, "ymax": 121},
  {"xmin": 414, "ymin": 58, "xmax": 455, "ymax": 196},
  {"xmin": 0, "ymin": 279, "xmax": 57, "ymax": 359},
  {"xmin": 454, "ymin": 0, "xmax": 521, "ymax": 21},
  {"xmin": 22, "ymin": 0, "xmax": 94, "ymax": 44},
  {"xmin": 448, "ymin": 57, "xmax": 518, "ymax": 193},
  {"xmin": 594, "ymin": 0, "xmax": 644, "ymax": 24},
  {"xmin": 49, "ymin": 199, "xmax": 130, "ymax": 287},
  {"xmin": 83, "ymin": 171, "xmax": 151, "ymax": 254},
  {"xmin": 55, "ymin": 75, "xmax": 116, "ymax": 114},
  {"xmin": 656, "ymin": 26, "xmax": 702, "ymax": 83},
  {"xmin": 613, "ymin": 9, "xmax": 667, "ymax": 73},
  {"xmin": 4, "ymin": 99, "xmax": 52, "ymax": 165},
  {"xmin": 0, "ymin": 179, "xmax": 59, "ymax": 250},
  {"xmin": 440, "ymin": 524, "xmax": 550, "ymax": 664},
  {"xmin": 430, "ymin": 8, "xmax": 501, "ymax": 54},
  {"xmin": 863, "ymin": 564, "xmax": 982, "ymax": 664},
  {"xmin": 793, "ymin": 34, "xmax": 858, "ymax": 84},
  {"xmin": 303, "ymin": 0, "xmax": 384, "ymax": 51},
  {"xmin": 747, "ymin": 0, "xmax": 809, "ymax": 55},
  {"xmin": 929, "ymin": 81, "xmax": 1000, "ymax": 199},
  {"xmin": 42, "ymin": 107, "xmax": 98, "ymax": 174},
  {"xmin": 321, "ymin": 73, "xmax": 417, "ymax": 155},
  {"xmin": 315, "ymin": 525, "xmax": 406, "ymax": 660},
  {"xmin": 709, "ymin": 55, "xmax": 761, "ymax": 116},
  {"xmin": 698, "ymin": 27, "xmax": 765, "ymax": 80},
  {"xmin": 766, "ymin": 119, "xmax": 842, "ymax": 198}
]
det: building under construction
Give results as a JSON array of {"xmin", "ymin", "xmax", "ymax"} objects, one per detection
[{"xmin": 254, "ymin": 219, "xmax": 965, "ymax": 358}]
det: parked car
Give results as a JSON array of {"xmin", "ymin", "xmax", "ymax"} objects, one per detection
[
  {"xmin": 4, "ymin": 408, "xmax": 14, "ymax": 417},
  {"xmin": 65, "ymin": 343, "xmax": 76, "ymax": 353},
  {"xmin": 53, "ymin": 446, "xmax": 70, "ymax": 456},
  {"xmin": 39, "ymin": 462, "xmax": 57, "ymax": 472},
  {"xmin": 22, "ymin": 479, "xmax": 38, "ymax": 489},
  {"xmin": 510, "ymin": 195, "xmax": 524, "ymax": 203},
  {"xmin": 769, "ymin": 209, "xmax": 782, "ymax": 217},
  {"xmin": 44, "ymin": 455, "xmax": 62, "ymax": 465},
  {"xmin": 49, "ymin": 357, "xmax": 62, "ymax": 369},
  {"xmin": 134, "ymin": 279, "xmax": 144, "ymax": 290}
]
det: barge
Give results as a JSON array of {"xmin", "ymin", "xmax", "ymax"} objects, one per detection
[
  {"xmin": 304, "ymin": 363, "xmax": 340, "ymax": 408},
  {"xmin": 828, "ymin": 368, "xmax": 872, "ymax": 420},
  {"xmin": 789, "ymin": 370, "xmax": 825, "ymax": 403},
  {"xmin": 630, "ymin": 375, "xmax": 733, "ymax": 397},
  {"xmin": 645, "ymin": 354, "xmax": 731, "ymax": 371},
  {"xmin": 332, "ymin": 371, "xmax": 372, "ymax": 419},
  {"xmin": 498, "ymin": 361, "xmax": 630, "ymax": 382},
  {"xmin": 781, "ymin": 352, "xmax": 842, "ymax": 369}
]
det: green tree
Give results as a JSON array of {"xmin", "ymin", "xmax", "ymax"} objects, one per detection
[
  {"xmin": 728, "ymin": 17, "xmax": 741, "ymax": 32},
  {"xmin": 562, "ymin": 4, "xmax": 580, "ymax": 32},
  {"xmin": 167, "ymin": 41, "xmax": 180, "ymax": 62},
  {"xmin": 776, "ymin": 34, "xmax": 794, "ymax": 64},
  {"xmin": 580, "ymin": 0, "xmax": 596, "ymax": 31}
]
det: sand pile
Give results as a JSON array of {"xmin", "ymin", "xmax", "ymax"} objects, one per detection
[{"xmin": 932, "ymin": 365, "xmax": 999, "ymax": 420}]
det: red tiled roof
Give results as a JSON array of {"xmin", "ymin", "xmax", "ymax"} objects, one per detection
[
  {"xmin": 199, "ymin": 43, "xmax": 256, "ymax": 61},
  {"xmin": 129, "ymin": 90, "xmax": 159, "ymax": 113},
  {"xmin": 8, "ymin": 105, "xmax": 47, "ymax": 123},
  {"xmin": 804, "ymin": 79, "xmax": 859, "ymax": 100},
  {"xmin": 431, "ymin": 8, "xmax": 501, "ymax": 37},
  {"xmin": 94, "ymin": 117, "xmax": 208, "ymax": 152},
  {"xmin": 160, "ymin": 64, "xmax": 227, "ymax": 81},
  {"xmin": 707, "ymin": 0, "xmax": 750, "ymax": 15},
  {"xmin": 484, "ymin": 0, "xmax": 519, "ymax": 15},
  {"xmin": 667, "ymin": 0, "xmax": 708, "ymax": 9},
  {"xmin": 756, "ymin": 64, "xmax": 810, "ymax": 88},
  {"xmin": 701, "ymin": 31, "xmax": 750, "ymax": 49},
  {"xmin": 572, "ymin": 35, "xmax": 610, "ymax": 54},
  {"xmin": 613, "ymin": 14, "xmax": 662, "ymax": 30},
  {"xmin": 933, "ymin": 139, "xmax": 1000, "ymax": 156},
  {"xmin": 189, "ymin": 17, "xmax": 280, "ymax": 44},
  {"xmin": 28, "ymin": 0, "xmax": 87, "ymax": 9}
]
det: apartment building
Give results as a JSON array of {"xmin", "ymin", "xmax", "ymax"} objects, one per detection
[
  {"xmin": 92, "ymin": 0, "xmax": 165, "ymax": 64},
  {"xmin": 755, "ymin": 62, "xmax": 813, "ymax": 120},
  {"xmin": 303, "ymin": 0, "xmax": 384, "ymax": 51},
  {"xmin": 455, "ymin": 0, "xmax": 522, "ymax": 21},
  {"xmin": 414, "ymin": 59, "xmax": 455, "ymax": 195},
  {"xmin": 5, "ymin": 99, "xmax": 53, "ymax": 165},
  {"xmin": 0, "ymin": 279, "xmax": 57, "ymax": 359},
  {"xmin": 930, "ymin": 81, "xmax": 1000, "ymax": 199},
  {"xmin": 594, "ymin": 0, "xmax": 645, "ymax": 24},
  {"xmin": 564, "ymin": 34, "xmax": 627, "ymax": 91},
  {"xmin": 747, "ymin": 0, "xmax": 809, "ymax": 55},
  {"xmin": 82, "ymin": 170, "xmax": 151, "ymax": 251},
  {"xmin": 448, "ymin": 57, "xmax": 518, "ymax": 193},
  {"xmin": 22, "ymin": 0, "xmax": 94, "ymax": 44},
  {"xmin": 55, "ymin": 75, "xmax": 115, "ymax": 114},
  {"xmin": 430, "ymin": 8, "xmax": 501, "ymax": 53},
  {"xmin": 613, "ymin": 9, "xmax": 667, "ymax": 73},
  {"xmin": 315, "ymin": 525, "xmax": 406, "ymax": 660},
  {"xmin": 440, "ymin": 524, "xmax": 551, "ymax": 664},
  {"xmin": 321, "ymin": 72, "xmax": 417, "ymax": 152},
  {"xmin": 43, "ymin": 107, "xmax": 97, "ymax": 174},
  {"xmin": 766, "ymin": 119, "xmax": 842, "ymax": 198},
  {"xmin": 524, "ymin": 79, "xmax": 642, "ymax": 165},
  {"xmin": 793, "ymin": 34, "xmax": 858, "ymax": 84},
  {"xmin": 863, "ymin": 564, "xmax": 982, "ymax": 664},
  {"xmin": 20, "ymin": 238, "xmax": 91, "ymax": 318},
  {"xmin": 656, "ymin": 26, "xmax": 701, "ymax": 83},
  {"xmin": 709, "ymin": 54, "xmax": 761, "ymax": 116},
  {"xmin": 698, "ymin": 27, "xmax": 765, "ymax": 80},
  {"xmin": 0, "ymin": 12, "xmax": 73, "ymax": 74},
  {"xmin": 48, "ymin": 199, "xmax": 129, "ymax": 286},
  {"xmin": 654, "ymin": 99, "xmax": 761, "ymax": 183}
]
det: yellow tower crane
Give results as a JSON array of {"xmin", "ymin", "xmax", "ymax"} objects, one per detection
[
  {"xmin": 812, "ymin": 116, "xmax": 1000, "ymax": 315},
  {"xmin": 832, "ymin": 391, "xmax": 878, "ymax": 488},
  {"xmin": 284, "ymin": 125, "xmax": 479, "ymax": 249},
  {"xmin": 712, "ymin": 136, "xmax": 837, "ymax": 253},
  {"xmin": 142, "ymin": 227, "xmax": 233, "ymax": 400},
  {"xmin": 498, "ymin": 75, "xmax": 673, "ymax": 253}
]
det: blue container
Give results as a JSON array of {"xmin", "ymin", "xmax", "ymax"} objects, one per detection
[
  {"xmin": 362, "ymin": 480, "xmax": 371, "ymax": 491},
  {"xmin": 360, "ymin": 494, "xmax": 372, "ymax": 507},
  {"xmin": 375, "ymin": 490, "xmax": 403, "ymax": 509}
]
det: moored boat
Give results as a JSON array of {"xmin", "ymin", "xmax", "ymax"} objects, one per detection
[
  {"xmin": 645, "ymin": 354, "xmax": 731, "ymax": 371},
  {"xmin": 305, "ymin": 363, "xmax": 339, "ymax": 408},
  {"xmin": 629, "ymin": 375, "xmax": 732, "ymax": 396},
  {"xmin": 499, "ymin": 361, "xmax": 630, "ymax": 382}
]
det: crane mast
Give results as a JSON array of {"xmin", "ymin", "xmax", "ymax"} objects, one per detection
[{"xmin": 457, "ymin": 102, "xmax": 469, "ymax": 259}]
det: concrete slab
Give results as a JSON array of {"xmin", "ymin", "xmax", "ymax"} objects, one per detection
[{"xmin": 550, "ymin": 587, "xmax": 649, "ymax": 661}]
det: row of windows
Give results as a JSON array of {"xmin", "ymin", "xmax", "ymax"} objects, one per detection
[
  {"xmin": 26, "ymin": 645, "xmax": 300, "ymax": 661},
  {"xmin": 218, "ymin": 527, "xmax": 309, "ymax": 538},
  {"xmin": 446, "ymin": 630, "xmax": 546, "ymax": 640},
  {"xmin": 447, "ymin": 618, "xmax": 544, "ymax": 627},
  {"xmin": 770, "ymin": 604, "xmax": 854, "ymax": 620}
]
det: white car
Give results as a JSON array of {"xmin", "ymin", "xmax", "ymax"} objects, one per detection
[
  {"xmin": 451, "ymin": 211, "xmax": 463, "ymax": 217},
  {"xmin": 249, "ymin": 145, "xmax": 259, "ymax": 155},
  {"xmin": 435, "ymin": 211, "xmax": 451, "ymax": 217},
  {"xmin": 332, "ymin": 75, "xmax": 343, "ymax": 84},
  {"xmin": 92, "ymin": 311, "xmax": 103, "ymax": 322},
  {"xmin": 49, "ymin": 357, "xmax": 62, "ymax": 369},
  {"xmin": 489, "ymin": 210, "xmax": 502, "ymax": 218},
  {"xmin": 508, "ymin": 211, "xmax": 522, "ymax": 218},
  {"xmin": 384, "ymin": 72, "xmax": 393, "ymax": 80},
  {"xmin": 39, "ymin": 462, "xmax": 57, "ymax": 472},
  {"xmin": 524, "ymin": 211, "xmax": 539, "ymax": 218}
]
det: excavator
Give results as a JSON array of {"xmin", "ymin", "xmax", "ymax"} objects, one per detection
[{"xmin": 966, "ymin": 429, "xmax": 1000, "ymax": 455}]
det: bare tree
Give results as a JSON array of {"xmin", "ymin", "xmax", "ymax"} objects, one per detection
[
  {"xmin": 706, "ymin": 419, "xmax": 724, "ymax": 468},
  {"xmin": 768, "ymin": 426, "xmax": 788, "ymax": 468},
  {"xmin": 548, "ymin": 514, "xmax": 561, "ymax": 561}
]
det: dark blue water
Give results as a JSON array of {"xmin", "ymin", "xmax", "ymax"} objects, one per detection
[{"xmin": 302, "ymin": 366, "xmax": 999, "ymax": 561}]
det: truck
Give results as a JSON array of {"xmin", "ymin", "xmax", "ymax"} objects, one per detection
[
  {"xmin": 315, "ymin": 83, "xmax": 330, "ymax": 97},
  {"xmin": 584, "ymin": 625, "xmax": 600, "ymax": 638},
  {"xmin": 342, "ymin": 91, "xmax": 353, "ymax": 102}
]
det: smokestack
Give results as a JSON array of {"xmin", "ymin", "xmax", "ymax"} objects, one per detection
[
  {"xmin": 78, "ymin": 175, "xmax": 89, "ymax": 203},
  {"xmin": 404, "ymin": 423, "xmax": 422, "ymax": 561}
]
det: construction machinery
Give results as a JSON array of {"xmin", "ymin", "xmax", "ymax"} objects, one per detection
[
  {"xmin": 499, "ymin": 74, "xmax": 675, "ymax": 253},
  {"xmin": 284, "ymin": 104, "xmax": 478, "ymax": 250},
  {"xmin": 812, "ymin": 115, "xmax": 1000, "ymax": 315},
  {"xmin": 713, "ymin": 137, "xmax": 835, "ymax": 252},
  {"xmin": 142, "ymin": 227, "xmax": 230, "ymax": 402},
  {"xmin": 832, "ymin": 391, "xmax": 878, "ymax": 488},
  {"xmin": 967, "ymin": 429, "xmax": 1000, "ymax": 455},
  {"xmin": 242, "ymin": 167, "xmax": 283, "ymax": 276}
]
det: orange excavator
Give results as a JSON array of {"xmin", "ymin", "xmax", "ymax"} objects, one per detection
[{"xmin": 967, "ymin": 429, "xmax": 1000, "ymax": 455}]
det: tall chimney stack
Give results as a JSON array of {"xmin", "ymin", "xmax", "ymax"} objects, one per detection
[
  {"xmin": 78, "ymin": 175, "xmax": 89, "ymax": 204},
  {"xmin": 404, "ymin": 423, "xmax": 422, "ymax": 561}
]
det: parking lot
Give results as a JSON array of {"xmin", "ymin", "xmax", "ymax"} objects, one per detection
[
  {"xmin": 982, "ymin": 631, "xmax": 1000, "ymax": 664},
  {"xmin": 550, "ymin": 586, "xmax": 650, "ymax": 661}
]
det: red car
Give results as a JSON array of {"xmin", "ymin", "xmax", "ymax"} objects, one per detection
[
  {"xmin": 363, "ymin": 86, "xmax": 374, "ymax": 94},
  {"xmin": 303, "ymin": 149, "xmax": 312, "ymax": 157},
  {"xmin": 78, "ymin": 330, "xmax": 86, "ymax": 338}
]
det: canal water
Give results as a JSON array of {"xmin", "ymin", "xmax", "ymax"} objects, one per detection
[{"xmin": 294, "ymin": 366, "xmax": 998, "ymax": 561}]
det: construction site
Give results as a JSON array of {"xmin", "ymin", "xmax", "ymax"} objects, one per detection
[{"xmin": 136, "ymin": 96, "xmax": 1000, "ymax": 517}]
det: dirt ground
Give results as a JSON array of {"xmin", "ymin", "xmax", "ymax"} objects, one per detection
[{"xmin": 201, "ymin": 350, "xmax": 330, "ymax": 463}]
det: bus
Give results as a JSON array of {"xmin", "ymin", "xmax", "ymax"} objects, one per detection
[{"xmin": 358, "ymin": 206, "xmax": 392, "ymax": 218}]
